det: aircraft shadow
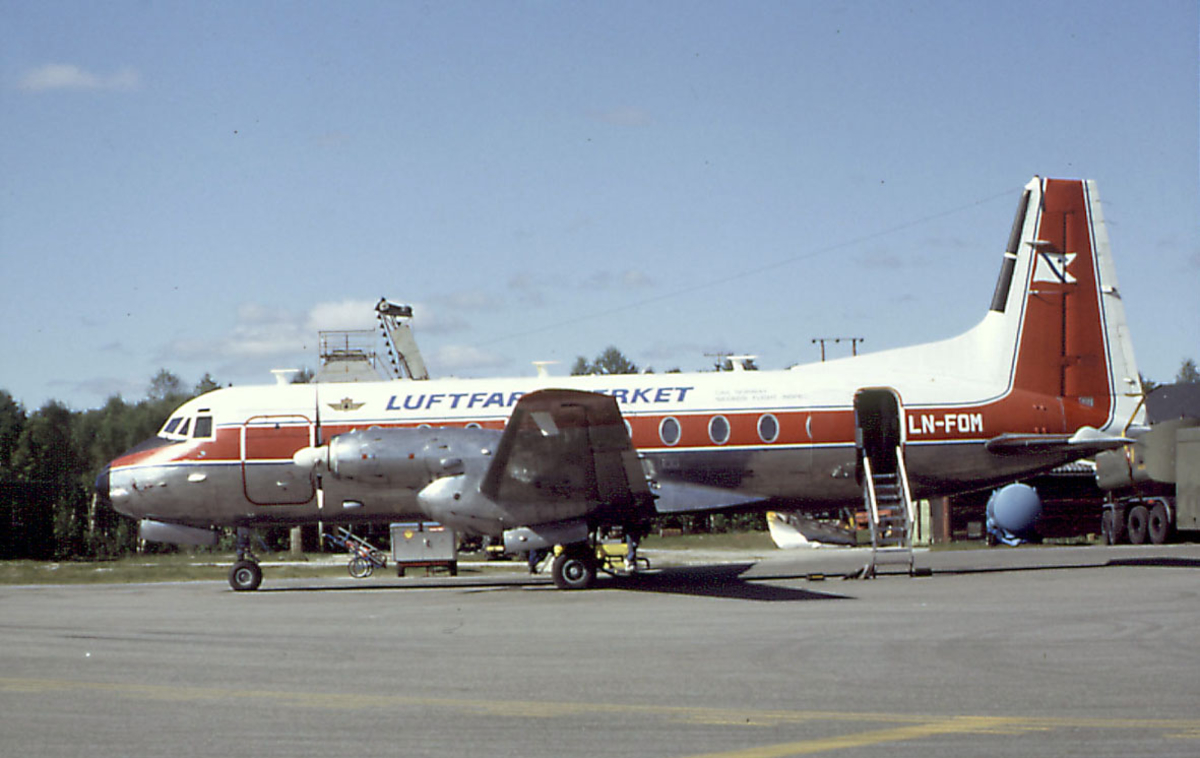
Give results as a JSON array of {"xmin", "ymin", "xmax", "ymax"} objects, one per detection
[
  {"xmin": 603, "ymin": 563, "xmax": 850, "ymax": 602},
  {"xmin": 1106, "ymin": 556, "xmax": 1200, "ymax": 569},
  {"xmin": 249, "ymin": 563, "xmax": 849, "ymax": 600}
]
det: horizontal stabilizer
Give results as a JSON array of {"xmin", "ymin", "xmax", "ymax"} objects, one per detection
[{"xmin": 985, "ymin": 426, "xmax": 1131, "ymax": 457}]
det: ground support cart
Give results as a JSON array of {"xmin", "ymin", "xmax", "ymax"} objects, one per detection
[{"xmin": 391, "ymin": 522, "xmax": 458, "ymax": 576}]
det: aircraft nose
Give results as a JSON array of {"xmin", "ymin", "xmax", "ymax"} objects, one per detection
[{"xmin": 94, "ymin": 465, "xmax": 111, "ymax": 506}]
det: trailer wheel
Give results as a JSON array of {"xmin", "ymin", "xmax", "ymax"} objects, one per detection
[
  {"xmin": 1148, "ymin": 502, "xmax": 1172, "ymax": 545},
  {"xmin": 1127, "ymin": 505, "xmax": 1149, "ymax": 545},
  {"xmin": 1100, "ymin": 511, "xmax": 1116, "ymax": 545}
]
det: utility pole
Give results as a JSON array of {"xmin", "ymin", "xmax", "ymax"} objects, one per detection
[{"xmin": 811, "ymin": 337, "xmax": 864, "ymax": 362}]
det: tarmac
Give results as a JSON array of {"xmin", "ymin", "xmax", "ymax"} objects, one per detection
[{"xmin": 2, "ymin": 543, "xmax": 1198, "ymax": 757}]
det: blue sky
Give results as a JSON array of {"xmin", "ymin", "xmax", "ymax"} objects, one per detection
[{"xmin": 2, "ymin": 0, "xmax": 1197, "ymax": 410}]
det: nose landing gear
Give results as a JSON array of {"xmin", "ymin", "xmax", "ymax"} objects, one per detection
[{"xmin": 229, "ymin": 528, "xmax": 263, "ymax": 591}]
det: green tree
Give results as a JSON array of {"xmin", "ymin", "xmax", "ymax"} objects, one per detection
[
  {"xmin": 11, "ymin": 401, "xmax": 89, "ymax": 559},
  {"xmin": 0, "ymin": 391, "xmax": 25, "ymax": 480},
  {"xmin": 148, "ymin": 368, "xmax": 185, "ymax": 402},
  {"xmin": 0, "ymin": 392, "xmax": 28, "ymax": 558},
  {"xmin": 194, "ymin": 373, "xmax": 221, "ymax": 395},
  {"xmin": 1177, "ymin": 358, "xmax": 1199, "ymax": 384},
  {"xmin": 571, "ymin": 346, "xmax": 640, "ymax": 375}
]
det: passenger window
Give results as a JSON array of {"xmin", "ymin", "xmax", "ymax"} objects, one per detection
[
  {"xmin": 709, "ymin": 416, "xmax": 730, "ymax": 445},
  {"xmin": 659, "ymin": 417, "xmax": 681, "ymax": 446},
  {"xmin": 758, "ymin": 414, "xmax": 779, "ymax": 443},
  {"xmin": 193, "ymin": 415, "xmax": 213, "ymax": 438}
]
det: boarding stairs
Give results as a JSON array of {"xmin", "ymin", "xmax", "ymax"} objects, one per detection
[{"xmin": 859, "ymin": 446, "xmax": 916, "ymax": 577}]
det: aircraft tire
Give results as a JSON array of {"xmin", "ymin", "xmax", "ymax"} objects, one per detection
[
  {"xmin": 1126, "ymin": 505, "xmax": 1149, "ymax": 545},
  {"xmin": 551, "ymin": 551, "xmax": 596, "ymax": 590},
  {"xmin": 229, "ymin": 560, "xmax": 262, "ymax": 591},
  {"xmin": 1148, "ymin": 502, "xmax": 1172, "ymax": 545}
]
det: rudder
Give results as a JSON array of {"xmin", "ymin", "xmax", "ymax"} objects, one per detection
[{"xmin": 1002, "ymin": 177, "xmax": 1142, "ymax": 432}]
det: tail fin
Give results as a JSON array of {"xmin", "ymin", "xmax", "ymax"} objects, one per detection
[{"xmin": 996, "ymin": 177, "xmax": 1142, "ymax": 432}]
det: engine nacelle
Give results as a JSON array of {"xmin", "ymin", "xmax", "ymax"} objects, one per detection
[
  {"xmin": 138, "ymin": 519, "xmax": 219, "ymax": 547},
  {"xmin": 293, "ymin": 427, "xmax": 503, "ymax": 490}
]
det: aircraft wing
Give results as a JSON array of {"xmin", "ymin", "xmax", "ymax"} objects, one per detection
[{"xmin": 481, "ymin": 389, "xmax": 653, "ymax": 512}]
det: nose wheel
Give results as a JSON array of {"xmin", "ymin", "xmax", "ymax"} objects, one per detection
[
  {"xmin": 229, "ymin": 559, "xmax": 263, "ymax": 591},
  {"xmin": 229, "ymin": 527, "xmax": 263, "ymax": 591}
]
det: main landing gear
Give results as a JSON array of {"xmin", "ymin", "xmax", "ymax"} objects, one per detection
[
  {"xmin": 550, "ymin": 545, "xmax": 598, "ymax": 590},
  {"xmin": 548, "ymin": 526, "xmax": 648, "ymax": 590},
  {"xmin": 229, "ymin": 527, "xmax": 263, "ymax": 591}
]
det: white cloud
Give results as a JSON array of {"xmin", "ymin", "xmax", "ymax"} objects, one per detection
[
  {"xmin": 306, "ymin": 299, "xmax": 378, "ymax": 331},
  {"xmin": 409, "ymin": 301, "xmax": 469, "ymax": 335},
  {"xmin": 18, "ymin": 63, "xmax": 141, "ymax": 92}
]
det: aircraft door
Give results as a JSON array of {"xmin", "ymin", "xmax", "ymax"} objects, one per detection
[
  {"xmin": 853, "ymin": 388, "xmax": 904, "ymax": 482},
  {"xmin": 241, "ymin": 414, "xmax": 316, "ymax": 505}
]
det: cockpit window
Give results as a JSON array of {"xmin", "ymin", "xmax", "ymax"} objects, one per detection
[
  {"xmin": 164, "ymin": 417, "xmax": 183, "ymax": 434},
  {"xmin": 177, "ymin": 418, "xmax": 191, "ymax": 437},
  {"xmin": 193, "ymin": 415, "xmax": 213, "ymax": 438}
]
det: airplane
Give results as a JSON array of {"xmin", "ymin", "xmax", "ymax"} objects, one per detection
[{"xmin": 95, "ymin": 176, "xmax": 1143, "ymax": 591}]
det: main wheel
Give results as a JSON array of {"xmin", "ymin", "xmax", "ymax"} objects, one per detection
[
  {"xmin": 551, "ymin": 551, "xmax": 597, "ymax": 590},
  {"xmin": 348, "ymin": 556, "xmax": 373, "ymax": 578},
  {"xmin": 229, "ymin": 560, "xmax": 262, "ymax": 591},
  {"xmin": 1127, "ymin": 504, "xmax": 1149, "ymax": 545},
  {"xmin": 1148, "ymin": 502, "xmax": 1172, "ymax": 545}
]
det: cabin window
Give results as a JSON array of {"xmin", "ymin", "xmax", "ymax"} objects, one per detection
[
  {"xmin": 659, "ymin": 417, "xmax": 681, "ymax": 446},
  {"xmin": 193, "ymin": 415, "xmax": 213, "ymax": 438},
  {"xmin": 758, "ymin": 414, "xmax": 779, "ymax": 443},
  {"xmin": 708, "ymin": 415, "xmax": 730, "ymax": 445}
]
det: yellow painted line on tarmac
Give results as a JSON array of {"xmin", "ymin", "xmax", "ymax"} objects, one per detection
[
  {"xmin": 674, "ymin": 717, "xmax": 1048, "ymax": 758},
  {"xmin": 3, "ymin": 677, "xmax": 1198, "ymax": 753}
]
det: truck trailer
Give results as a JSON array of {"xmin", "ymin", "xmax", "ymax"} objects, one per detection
[{"xmin": 1095, "ymin": 384, "xmax": 1200, "ymax": 544}]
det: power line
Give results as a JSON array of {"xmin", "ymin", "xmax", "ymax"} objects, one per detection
[{"xmin": 474, "ymin": 184, "xmax": 1022, "ymax": 350}]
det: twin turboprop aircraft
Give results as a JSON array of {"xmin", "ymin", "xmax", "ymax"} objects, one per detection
[{"xmin": 95, "ymin": 177, "xmax": 1144, "ymax": 591}]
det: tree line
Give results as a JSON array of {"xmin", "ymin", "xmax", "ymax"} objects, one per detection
[{"xmin": 0, "ymin": 370, "xmax": 216, "ymax": 560}]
